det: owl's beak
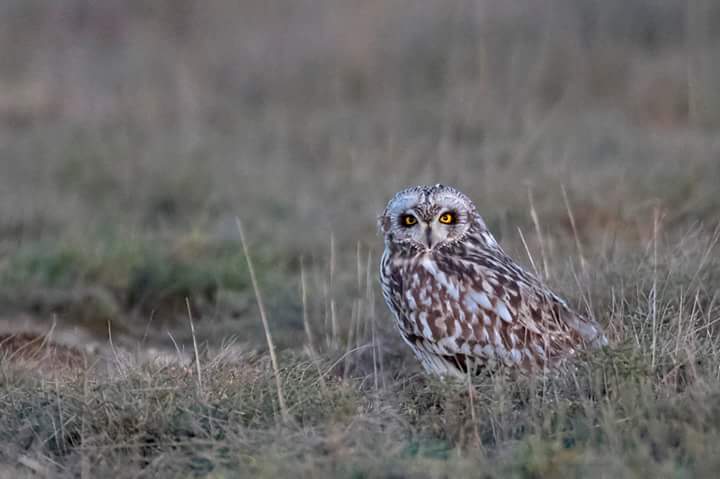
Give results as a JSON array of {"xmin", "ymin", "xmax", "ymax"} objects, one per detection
[
  {"xmin": 423, "ymin": 224, "xmax": 433, "ymax": 249},
  {"xmin": 423, "ymin": 223, "xmax": 443, "ymax": 250},
  {"xmin": 422, "ymin": 221, "xmax": 447, "ymax": 250}
]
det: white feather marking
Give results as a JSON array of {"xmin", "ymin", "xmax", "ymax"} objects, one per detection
[
  {"xmin": 438, "ymin": 337, "xmax": 456, "ymax": 352},
  {"xmin": 418, "ymin": 312, "xmax": 431, "ymax": 338},
  {"xmin": 417, "ymin": 286, "xmax": 426, "ymax": 301},
  {"xmin": 469, "ymin": 291, "xmax": 493, "ymax": 310},
  {"xmin": 509, "ymin": 349, "xmax": 522, "ymax": 363},
  {"xmin": 482, "ymin": 231, "xmax": 498, "ymax": 246},
  {"xmin": 428, "ymin": 268, "xmax": 460, "ymax": 301},
  {"xmin": 462, "ymin": 295, "xmax": 478, "ymax": 313},
  {"xmin": 420, "ymin": 256, "xmax": 438, "ymax": 275},
  {"xmin": 480, "ymin": 328, "xmax": 490, "ymax": 342},
  {"xmin": 496, "ymin": 301, "xmax": 513, "ymax": 323},
  {"xmin": 451, "ymin": 319, "xmax": 462, "ymax": 338},
  {"xmin": 417, "ymin": 285, "xmax": 433, "ymax": 307},
  {"xmin": 444, "ymin": 281, "xmax": 460, "ymax": 301},
  {"xmin": 408, "ymin": 313, "xmax": 422, "ymax": 336},
  {"xmin": 405, "ymin": 290, "xmax": 417, "ymax": 309}
]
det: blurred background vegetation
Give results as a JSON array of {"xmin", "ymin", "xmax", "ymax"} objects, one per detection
[{"xmin": 1, "ymin": 0, "xmax": 719, "ymax": 351}]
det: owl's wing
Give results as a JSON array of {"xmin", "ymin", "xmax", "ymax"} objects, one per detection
[
  {"xmin": 467, "ymin": 249, "xmax": 607, "ymax": 366},
  {"xmin": 404, "ymin": 251, "xmax": 606, "ymax": 369}
]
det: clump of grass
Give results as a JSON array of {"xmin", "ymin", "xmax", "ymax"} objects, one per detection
[{"xmin": 0, "ymin": 351, "xmax": 369, "ymax": 476}]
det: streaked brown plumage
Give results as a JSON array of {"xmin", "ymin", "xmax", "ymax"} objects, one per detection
[{"xmin": 379, "ymin": 184, "xmax": 606, "ymax": 378}]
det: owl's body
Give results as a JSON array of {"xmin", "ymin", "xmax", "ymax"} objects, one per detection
[{"xmin": 379, "ymin": 185, "xmax": 607, "ymax": 378}]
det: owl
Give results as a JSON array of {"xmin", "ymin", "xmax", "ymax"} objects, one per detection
[{"xmin": 379, "ymin": 184, "xmax": 607, "ymax": 378}]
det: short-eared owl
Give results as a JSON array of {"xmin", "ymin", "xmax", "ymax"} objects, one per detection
[{"xmin": 379, "ymin": 184, "xmax": 607, "ymax": 378}]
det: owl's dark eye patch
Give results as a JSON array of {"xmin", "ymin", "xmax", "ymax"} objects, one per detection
[{"xmin": 400, "ymin": 214, "xmax": 417, "ymax": 227}]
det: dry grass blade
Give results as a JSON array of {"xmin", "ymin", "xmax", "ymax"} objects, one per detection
[
  {"xmin": 236, "ymin": 217, "xmax": 289, "ymax": 423},
  {"xmin": 517, "ymin": 227, "xmax": 539, "ymax": 278},
  {"xmin": 527, "ymin": 187, "xmax": 549, "ymax": 279},
  {"xmin": 330, "ymin": 233, "xmax": 338, "ymax": 348},
  {"xmin": 186, "ymin": 297, "xmax": 203, "ymax": 397},
  {"xmin": 299, "ymin": 257, "xmax": 317, "ymax": 357},
  {"xmin": 562, "ymin": 184, "xmax": 587, "ymax": 273},
  {"xmin": 106, "ymin": 319, "xmax": 124, "ymax": 375},
  {"xmin": 651, "ymin": 206, "xmax": 660, "ymax": 369}
]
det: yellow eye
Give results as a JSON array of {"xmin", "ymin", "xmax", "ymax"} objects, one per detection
[
  {"xmin": 439, "ymin": 213, "xmax": 455, "ymax": 224},
  {"xmin": 402, "ymin": 214, "xmax": 417, "ymax": 226}
]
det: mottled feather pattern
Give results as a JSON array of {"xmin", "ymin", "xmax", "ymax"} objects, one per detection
[{"xmin": 379, "ymin": 184, "xmax": 607, "ymax": 378}]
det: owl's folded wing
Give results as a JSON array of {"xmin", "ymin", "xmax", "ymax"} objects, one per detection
[{"xmin": 398, "ymin": 254, "xmax": 606, "ymax": 369}]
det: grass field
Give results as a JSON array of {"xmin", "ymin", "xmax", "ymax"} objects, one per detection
[{"xmin": 2, "ymin": 1, "xmax": 720, "ymax": 477}]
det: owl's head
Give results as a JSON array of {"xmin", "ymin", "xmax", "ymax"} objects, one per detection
[{"xmin": 379, "ymin": 184, "xmax": 485, "ymax": 251}]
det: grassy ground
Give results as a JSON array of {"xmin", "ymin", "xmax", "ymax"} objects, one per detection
[{"xmin": 2, "ymin": 1, "xmax": 720, "ymax": 477}]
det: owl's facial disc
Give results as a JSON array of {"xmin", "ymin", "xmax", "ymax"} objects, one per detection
[{"xmin": 382, "ymin": 185, "xmax": 475, "ymax": 251}]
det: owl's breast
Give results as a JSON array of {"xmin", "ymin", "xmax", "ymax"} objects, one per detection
[
  {"xmin": 384, "ymin": 253, "xmax": 473, "ymax": 346},
  {"xmin": 384, "ymin": 251, "xmax": 533, "ymax": 362}
]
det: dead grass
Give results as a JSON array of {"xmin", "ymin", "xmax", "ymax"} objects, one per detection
[{"xmin": 1, "ymin": 0, "xmax": 720, "ymax": 477}]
